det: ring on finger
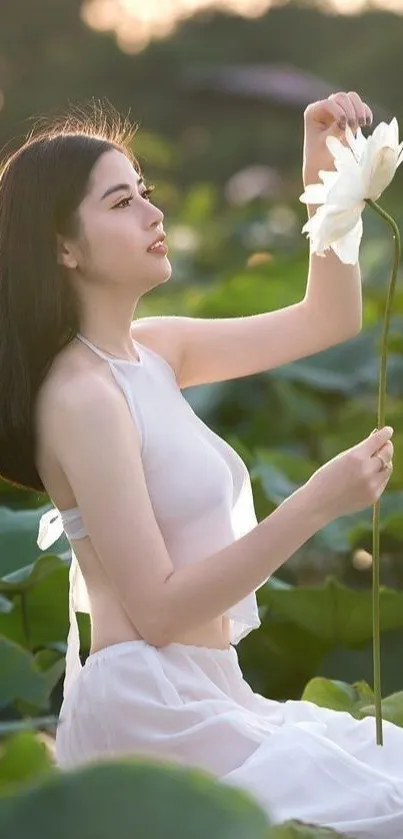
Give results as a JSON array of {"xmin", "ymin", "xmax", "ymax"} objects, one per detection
[
  {"xmin": 375, "ymin": 454, "xmax": 389, "ymax": 472},
  {"xmin": 375, "ymin": 453, "xmax": 391, "ymax": 471}
]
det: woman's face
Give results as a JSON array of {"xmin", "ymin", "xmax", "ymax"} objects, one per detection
[{"xmin": 61, "ymin": 147, "xmax": 171, "ymax": 294}]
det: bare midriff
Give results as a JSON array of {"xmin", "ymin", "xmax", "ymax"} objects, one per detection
[{"xmin": 73, "ymin": 536, "xmax": 232, "ymax": 655}]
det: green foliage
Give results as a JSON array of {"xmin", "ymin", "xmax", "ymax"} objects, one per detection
[
  {"xmin": 302, "ymin": 677, "xmax": 375, "ymax": 715},
  {"xmin": 0, "ymin": 754, "xmax": 348, "ymax": 839},
  {"xmin": 359, "ymin": 691, "xmax": 403, "ymax": 728},
  {"xmin": 0, "ymin": 636, "xmax": 51, "ymax": 709},
  {"xmin": 0, "ymin": 760, "xmax": 272, "ymax": 838},
  {"xmin": 0, "ymin": 730, "xmax": 55, "ymax": 794},
  {"xmin": 260, "ymin": 577, "xmax": 403, "ymax": 646}
]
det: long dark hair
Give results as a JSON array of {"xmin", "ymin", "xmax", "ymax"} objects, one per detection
[{"xmin": 0, "ymin": 103, "xmax": 138, "ymax": 492}]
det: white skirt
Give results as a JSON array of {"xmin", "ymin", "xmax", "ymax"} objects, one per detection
[{"xmin": 55, "ymin": 640, "xmax": 403, "ymax": 837}]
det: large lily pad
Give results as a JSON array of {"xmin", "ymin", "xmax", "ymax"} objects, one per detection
[
  {"xmin": 0, "ymin": 565, "xmax": 74, "ymax": 649},
  {"xmin": 0, "ymin": 555, "xmax": 66, "ymax": 595},
  {"xmin": 259, "ymin": 577, "xmax": 403, "ymax": 646},
  {"xmin": 0, "ymin": 760, "xmax": 271, "ymax": 839},
  {"xmin": 0, "ymin": 506, "xmax": 67, "ymax": 579},
  {"xmin": 0, "ymin": 562, "xmax": 89, "ymax": 651},
  {"xmin": 301, "ymin": 677, "xmax": 374, "ymax": 715},
  {"xmin": 359, "ymin": 691, "xmax": 403, "ymax": 728},
  {"xmin": 0, "ymin": 730, "xmax": 55, "ymax": 793},
  {"xmin": 0, "ymin": 637, "xmax": 50, "ymax": 710}
]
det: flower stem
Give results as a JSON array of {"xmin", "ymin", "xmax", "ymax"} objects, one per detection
[{"xmin": 365, "ymin": 197, "xmax": 401, "ymax": 746}]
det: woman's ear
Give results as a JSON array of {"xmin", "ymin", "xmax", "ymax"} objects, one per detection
[{"xmin": 56, "ymin": 234, "xmax": 78, "ymax": 270}]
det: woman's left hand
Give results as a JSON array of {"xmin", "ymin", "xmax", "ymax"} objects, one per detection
[{"xmin": 303, "ymin": 91, "xmax": 373, "ymax": 185}]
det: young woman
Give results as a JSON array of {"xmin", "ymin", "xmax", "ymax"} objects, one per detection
[{"xmin": 1, "ymin": 96, "xmax": 402, "ymax": 837}]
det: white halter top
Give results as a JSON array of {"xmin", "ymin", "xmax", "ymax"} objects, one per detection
[{"xmin": 37, "ymin": 331, "xmax": 261, "ymax": 701}]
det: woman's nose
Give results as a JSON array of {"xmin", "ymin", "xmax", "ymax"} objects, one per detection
[{"xmin": 148, "ymin": 203, "xmax": 164, "ymax": 227}]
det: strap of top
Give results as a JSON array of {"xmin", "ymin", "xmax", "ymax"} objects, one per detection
[
  {"xmin": 76, "ymin": 333, "xmax": 142, "ymax": 365},
  {"xmin": 76, "ymin": 333, "xmax": 113, "ymax": 361}
]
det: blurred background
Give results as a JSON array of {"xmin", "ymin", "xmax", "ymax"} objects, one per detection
[{"xmin": 2, "ymin": 0, "xmax": 403, "ymax": 748}]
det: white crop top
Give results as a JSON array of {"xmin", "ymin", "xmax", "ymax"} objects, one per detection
[{"xmin": 37, "ymin": 331, "xmax": 262, "ymax": 701}]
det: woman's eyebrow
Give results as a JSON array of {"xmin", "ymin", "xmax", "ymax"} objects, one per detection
[{"xmin": 100, "ymin": 177, "xmax": 144, "ymax": 201}]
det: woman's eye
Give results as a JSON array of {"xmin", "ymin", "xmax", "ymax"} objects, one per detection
[
  {"xmin": 113, "ymin": 187, "xmax": 154, "ymax": 208},
  {"xmin": 114, "ymin": 196, "xmax": 133, "ymax": 209},
  {"xmin": 142, "ymin": 186, "xmax": 155, "ymax": 202}
]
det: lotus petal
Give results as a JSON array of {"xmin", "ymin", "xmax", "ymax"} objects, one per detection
[
  {"xmin": 299, "ymin": 183, "xmax": 327, "ymax": 205},
  {"xmin": 303, "ymin": 203, "xmax": 364, "ymax": 256},
  {"xmin": 367, "ymin": 146, "xmax": 399, "ymax": 200},
  {"xmin": 331, "ymin": 216, "xmax": 363, "ymax": 265}
]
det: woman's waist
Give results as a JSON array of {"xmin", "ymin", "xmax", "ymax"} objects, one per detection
[{"xmin": 89, "ymin": 602, "xmax": 231, "ymax": 656}]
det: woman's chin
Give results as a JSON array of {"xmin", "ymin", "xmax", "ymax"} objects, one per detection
[
  {"xmin": 160, "ymin": 258, "xmax": 173, "ymax": 282},
  {"xmin": 149, "ymin": 258, "xmax": 172, "ymax": 287}
]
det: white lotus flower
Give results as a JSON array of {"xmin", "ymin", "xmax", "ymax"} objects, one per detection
[{"xmin": 300, "ymin": 117, "xmax": 403, "ymax": 264}]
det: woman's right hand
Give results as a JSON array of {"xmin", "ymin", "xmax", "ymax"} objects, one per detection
[{"xmin": 307, "ymin": 426, "xmax": 394, "ymax": 522}]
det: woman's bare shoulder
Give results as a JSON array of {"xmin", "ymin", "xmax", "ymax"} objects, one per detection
[
  {"xmin": 34, "ymin": 342, "xmax": 117, "ymax": 502},
  {"xmin": 36, "ymin": 342, "xmax": 106, "ymax": 426}
]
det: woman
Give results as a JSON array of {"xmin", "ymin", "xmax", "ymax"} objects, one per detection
[{"xmin": 1, "ymin": 97, "xmax": 402, "ymax": 837}]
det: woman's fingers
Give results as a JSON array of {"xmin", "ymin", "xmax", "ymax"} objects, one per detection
[{"xmin": 329, "ymin": 91, "xmax": 373, "ymax": 130}]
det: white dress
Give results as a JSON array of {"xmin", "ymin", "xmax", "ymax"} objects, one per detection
[{"xmin": 37, "ymin": 333, "xmax": 403, "ymax": 838}]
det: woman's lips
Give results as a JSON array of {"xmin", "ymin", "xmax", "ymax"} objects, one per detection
[{"xmin": 147, "ymin": 241, "xmax": 168, "ymax": 255}]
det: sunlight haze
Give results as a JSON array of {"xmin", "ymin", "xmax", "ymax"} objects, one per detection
[
  {"xmin": 81, "ymin": 0, "xmax": 403, "ymax": 52},
  {"xmin": 82, "ymin": 0, "xmax": 403, "ymax": 52}
]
